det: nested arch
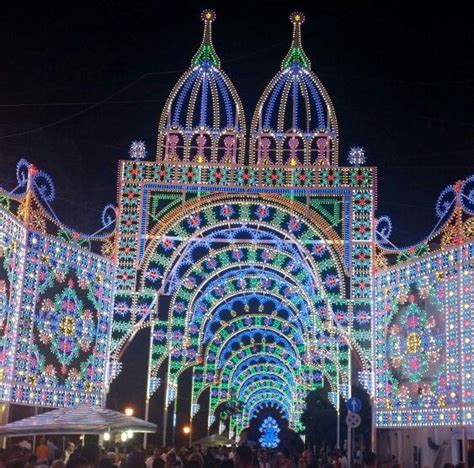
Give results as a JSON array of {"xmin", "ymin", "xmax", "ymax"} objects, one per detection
[
  {"xmin": 249, "ymin": 400, "xmax": 289, "ymax": 421},
  {"xmin": 134, "ymin": 191, "xmax": 364, "ymax": 437},
  {"xmin": 146, "ymin": 240, "xmax": 350, "ymax": 375},
  {"xmin": 193, "ymin": 345, "xmax": 307, "ymax": 405},
  {"xmin": 140, "ymin": 192, "xmax": 347, "ymax": 290}
]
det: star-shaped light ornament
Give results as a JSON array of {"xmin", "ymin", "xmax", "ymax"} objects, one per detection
[
  {"xmin": 129, "ymin": 140, "xmax": 147, "ymax": 160},
  {"xmin": 348, "ymin": 146, "xmax": 366, "ymax": 166}
]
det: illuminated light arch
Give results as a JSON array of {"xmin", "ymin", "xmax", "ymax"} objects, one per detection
[
  {"xmin": 238, "ymin": 376, "xmax": 296, "ymax": 405},
  {"xmin": 139, "ymin": 193, "xmax": 348, "ymax": 286},
  {"xmin": 213, "ymin": 373, "xmax": 298, "ymax": 422},
  {"xmin": 152, "ymin": 304, "xmax": 350, "ymax": 394},
  {"xmin": 144, "ymin": 238, "xmax": 359, "ymax": 381},
  {"xmin": 195, "ymin": 341, "xmax": 340, "ymax": 425},
  {"xmin": 240, "ymin": 387, "xmax": 296, "ymax": 429},
  {"xmin": 249, "ymin": 400, "xmax": 288, "ymax": 420},
  {"xmin": 238, "ymin": 382, "xmax": 296, "ymax": 420},
  {"xmin": 111, "ymin": 190, "xmax": 358, "ymax": 370},
  {"xmin": 198, "ymin": 290, "xmax": 314, "ymax": 341},
  {"xmin": 108, "ymin": 10, "xmax": 376, "ymax": 445},
  {"xmin": 234, "ymin": 364, "xmax": 298, "ymax": 392},
  {"xmin": 211, "ymin": 344, "xmax": 330, "ymax": 392},
  {"xmin": 194, "ymin": 347, "xmax": 303, "ymax": 403}
]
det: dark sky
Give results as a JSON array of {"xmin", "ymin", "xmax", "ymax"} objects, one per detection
[{"xmin": 0, "ymin": 0, "xmax": 472, "ymax": 246}]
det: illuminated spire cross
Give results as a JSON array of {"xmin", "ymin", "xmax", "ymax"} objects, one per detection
[
  {"xmin": 282, "ymin": 12, "xmax": 311, "ymax": 70},
  {"xmin": 192, "ymin": 9, "xmax": 220, "ymax": 68}
]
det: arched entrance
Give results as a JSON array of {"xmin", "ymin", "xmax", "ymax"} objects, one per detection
[{"xmin": 110, "ymin": 9, "xmax": 375, "ymax": 445}]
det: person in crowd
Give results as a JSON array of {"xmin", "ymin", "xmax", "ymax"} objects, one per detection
[
  {"xmin": 51, "ymin": 460, "xmax": 66, "ymax": 468},
  {"xmin": 339, "ymin": 451, "xmax": 348, "ymax": 468},
  {"xmin": 124, "ymin": 450, "xmax": 146, "ymax": 468},
  {"xmin": 64, "ymin": 443, "xmax": 76, "ymax": 465},
  {"xmin": 166, "ymin": 451, "xmax": 178, "ymax": 468},
  {"xmin": 234, "ymin": 446, "xmax": 253, "ymax": 468},
  {"xmin": 258, "ymin": 449, "xmax": 270, "ymax": 468},
  {"xmin": 47, "ymin": 438, "xmax": 59, "ymax": 463},
  {"xmin": 80, "ymin": 444, "xmax": 101, "ymax": 468},
  {"xmin": 146, "ymin": 449, "xmax": 164, "ymax": 468},
  {"xmin": 276, "ymin": 450, "xmax": 292, "ymax": 468},
  {"xmin": 106, "ymin": 452, "xmax": 120, "ymax": 467},
  {"xmin": 220, "ymin": 459, "xmax": 233, "ymax": 468},
  {"xmin": 187, "ymin": 452, "xmax": 204, "ymax": 468},
  {"xmin": 331, "ymin": 451, "xmax": 341, "ymax": 468},
  {"xmin": 362, "ymin": 451, "xmax": 377, "ymax": 468},
  {"xmin": 153, "ymin": 458, "xmax": 166, "ymax": 468},
  {"xmin": 66, "ymin": 456, "xmax": 94, "ymax": 468},
  {"xmin": 35, "ymin": 438, "xmax": 49, "ymax": 462}
]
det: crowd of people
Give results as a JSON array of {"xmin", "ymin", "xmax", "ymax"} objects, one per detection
[
  {"xmin": 0, "ymin": 438, "xmax": 383, "ymax": 468},
  {"xmin": 0, "ymin": 437, "xmax": 467, "ymax": 468}
]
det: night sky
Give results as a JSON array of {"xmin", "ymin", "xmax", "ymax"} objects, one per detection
[
  {"xmin": 0, "ymin": 1, "xmax": 472, "ymax": 244},
  {"xmin": 0, "ymin": 0, "xmax": 472, "ymax": 427}
]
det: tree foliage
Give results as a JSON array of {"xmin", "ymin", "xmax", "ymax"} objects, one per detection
[{"xmin": 300, "ymin": 385, "xmax": 371, "ymax": 452}]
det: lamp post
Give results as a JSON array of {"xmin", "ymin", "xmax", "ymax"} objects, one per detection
[
  {"xmin": 183, "ymin": 425, "xmax": 192, "ymax": 447},
  {"xmin": 125, "ymin": 407, "xmax": 134, "ymax": 417}
]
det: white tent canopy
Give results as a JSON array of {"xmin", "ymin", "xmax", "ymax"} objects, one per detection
[
  {"xmin": 192, "ymin": 434, "xmax": 234, "ymax": 447},
  {"xmin": 0, "ymin": 404, "xmax": 156, "ymax": 437}
]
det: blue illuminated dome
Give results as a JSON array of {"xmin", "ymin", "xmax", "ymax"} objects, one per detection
[
  {"xmin": 157, "ymin": 10, "xmax": 246, "ymax": 164},
  {"xmin": 251, "ymin": 12, "xmax": 339, "ymax": 166}
]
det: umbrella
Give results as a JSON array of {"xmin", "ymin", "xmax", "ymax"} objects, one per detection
[
  {"xmin": 192, "ymin": 434, "xmax": 234, "ymax": 447},
  {"xmin": 0, "ymin": 404, "xmax": 156, "ymax": 437}
]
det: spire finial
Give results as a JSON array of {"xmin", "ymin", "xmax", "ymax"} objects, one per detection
[
  {"xmin": 192, "ymin": 9, "xmax": 220, "ymax": 68},
  {"xmin": 282, "ymin": 12, "xmax": 311, "ymax": 70}
]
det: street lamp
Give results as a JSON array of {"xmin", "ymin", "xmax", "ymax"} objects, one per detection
[
  {"xmin": 183, "ymin": 425, "xmax": 191, "ymax": 447},
  {"xmin": 124, "ymin": 407, "xmax": 134, "ymax": 416}
]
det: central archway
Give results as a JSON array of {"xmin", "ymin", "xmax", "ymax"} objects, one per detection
[
  {"xmin": 110, "ymin": 9, "xmax": 375, "ymax": 445},
  {"xmin": 127, "ymin": 192, "xmax": 363, "ymax": 440}
]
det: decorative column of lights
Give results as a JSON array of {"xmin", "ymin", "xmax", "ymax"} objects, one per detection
[
  {"xmin": 0, "ymin": 208, "xmax": 28, "ymax": 401},
  {"xmin": 461, "ymin": 243, "xmax": 474, "ymax": 423}
]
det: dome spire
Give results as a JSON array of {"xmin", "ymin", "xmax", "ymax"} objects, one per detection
[
  {"xmin": 282, "ymin": 12, "xmax": 311, "ymax": 70},
  {"xmin": 192, "ymin": 10, "xmax": 220, "ymax": 68}
]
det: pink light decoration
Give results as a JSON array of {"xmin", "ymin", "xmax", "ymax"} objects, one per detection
[
  {"xmin": 166, "ymin": 134, "xmax": 179, "ymax": 160},
  {"xmin": 316, "ymin": 137, "xmax": 328, "ymax": 164},
  {"xmin": 259, "ymin": 137, "xmax": 271, "ymax": 163},
  {"xmin": 223, "ymin": 135, "xmax": 236, "ymax": 163}
]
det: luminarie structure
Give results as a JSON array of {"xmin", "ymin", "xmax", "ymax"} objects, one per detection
[{"xmin": 0, "ymin": 10, "xmax": 472, "ymax": 463}]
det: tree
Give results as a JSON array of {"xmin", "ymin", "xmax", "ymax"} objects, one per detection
[
  {"xmin": 300, "ymin": 387, "xmax": 337, "ymax": 451},
  {"xmin": 300, "ymin": 384, "xmax": 372, "ymax": 452}
]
